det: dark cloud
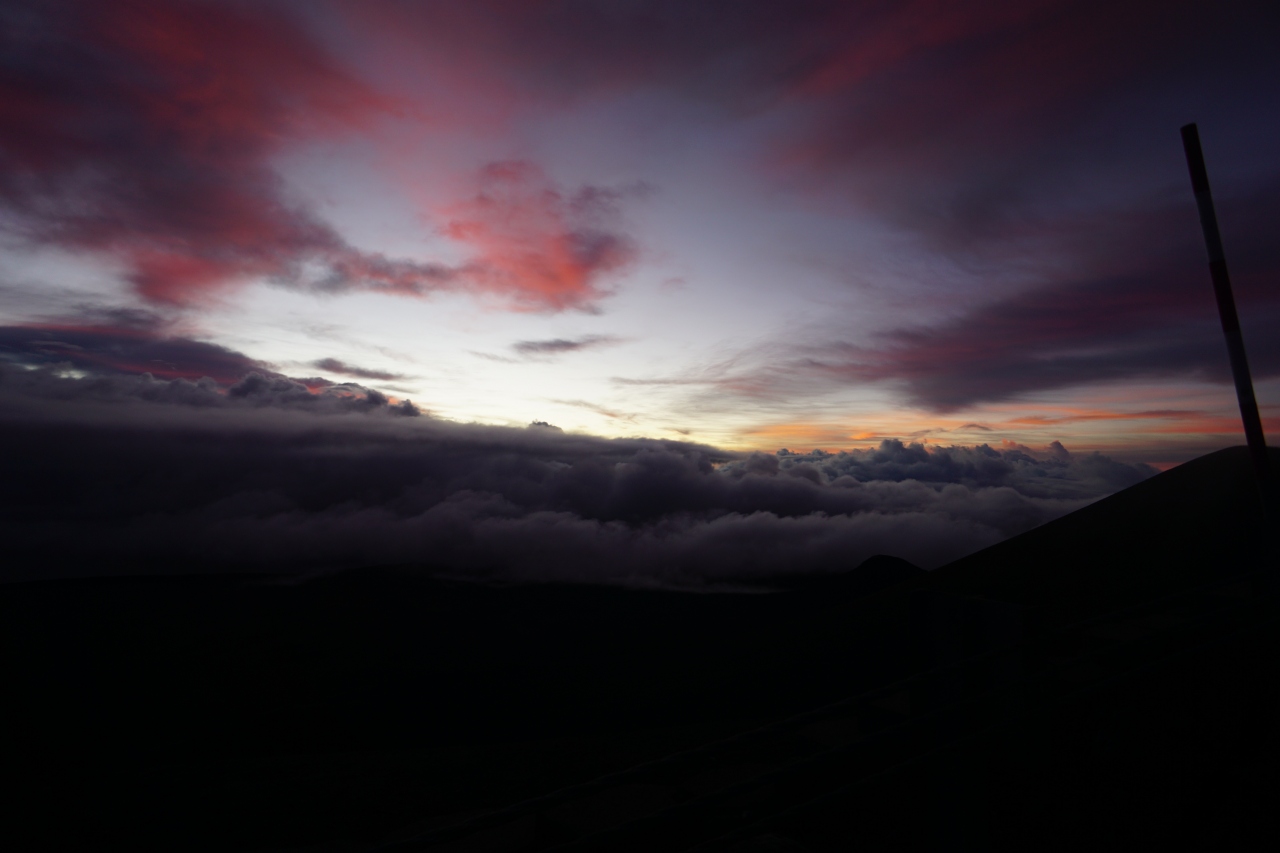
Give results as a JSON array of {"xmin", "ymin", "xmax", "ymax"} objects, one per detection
[
  {"xmin": 513, "ymin": 335, "xmax": 621, "ymax": 357},
  {"xmin": 753, "ymin": 440, "xmax": 1155, "ymax": 501},
  {"xmin": 753, "ymin": 1, "xmax": 1280, "ymax": 411},
  {"xmin": 311, "ymin": 357, "xmax": 405, "ymax": 382},
  {"xmin": 819, "ymin": 289, "xmax": 1280, "ymax": 413},
  {"xmin": 687, "ymin": 180, "xmax": 1280, "ymax": 411},
  {"xmin": 225, "ymin": 372, "xmax": 421, "ymax": 416},
  {"xmin": 0, "ymin": 320, "xmax": 422, "ymax": 417},
  {"xmin": 0, "ymin": 367, "xmax": 1154, "ymax": 587},
  {"xmin": 2, "ymin": 362, "xmax": 419, "ymax": 417},
  {"xmin": 346, "ymin": 1, "xmax": 1104, "ymax": 119},
  {"xmin": 740, "ymin": 1, "xmax": 1280, "ymax": 257},
  {"xmin": 0, "ymin": 321, "xmax": 269, "ymax": 384},
  {"xmin": 347, "ymin": 1, "xmax": 1279, "ymax": 194}
]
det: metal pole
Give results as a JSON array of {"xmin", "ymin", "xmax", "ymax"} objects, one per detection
[{"xmin": 1180, "ymin": 123, "xmax": 1273, "ymax": 505}]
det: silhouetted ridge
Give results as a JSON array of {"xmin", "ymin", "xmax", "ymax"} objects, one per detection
[
  {"xmin": 771, "ymin": 554, "xmax": 925, "ymax": 597},
  {"xmin": 923, "ymin": 445, "xmax": 1278, "ymax": 621}
]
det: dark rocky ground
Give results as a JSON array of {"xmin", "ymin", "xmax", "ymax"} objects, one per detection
[{"xmin": 3, "ymin": 447, "xmax": 1276, "ymax": 851}]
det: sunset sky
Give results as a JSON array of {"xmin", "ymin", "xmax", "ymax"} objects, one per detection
[{"xmin": 3, "ymin": 0, "xmax": 1278, "ymax": 469}]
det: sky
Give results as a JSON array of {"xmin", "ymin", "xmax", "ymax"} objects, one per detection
[{"xmin": 1, "ymin": 0, "xmax": 1278, "ymax": 585}]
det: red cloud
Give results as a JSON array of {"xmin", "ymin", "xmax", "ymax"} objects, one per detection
[
  {"xmin": 0, "ymin": 0, "xmax": 477, "ymax": 308},
  {"xmin": 1, "ymin": 1, "xmax": 381, "ymax": 303},
  {"xmin": 440, "ymin": 161, "xmax": 637, "ymax": 311},
  {"xmin": 0, "ymin": 2, "xmax": 638, "ymax": 313}
]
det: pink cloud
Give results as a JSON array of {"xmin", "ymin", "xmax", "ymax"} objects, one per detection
[
  {"xmin": 0, "ymin": 0, "xmax": 411, "ymax": 305},
  {"xmin": 439, "ymin": 161, "xmax": 637, "ymax": 311},
  {"xmin": 1, "ymin": 1, "xmax": 636, "ymax": 313}
]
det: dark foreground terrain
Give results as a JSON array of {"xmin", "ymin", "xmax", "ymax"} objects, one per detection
[{"xmin": 3, "ymin": 447, "xmax": 1277, "ymax": 851}]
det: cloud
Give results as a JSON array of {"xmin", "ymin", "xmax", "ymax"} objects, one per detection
[
  {"xmin": 815, "ymin": 269, "xmax": 1280, "ymax": 413},
  {"xmin": 552, "ymin": 398, "xmax": 636, "ymax": 422},
  {"xmin": 749, "ymin": 439, "xmax": 1154, "ymax": 501},
  {"xmin": 224, "ymin": 372, "xmax": 421, "ymax": 416},
  {"xmin": 0, "ymin": 321, "xmax": 269, "ymax": 384},
  {"xmin": 667, "ymin": 178, "xmax": 1280, "ymax": 413},
  {"xmin": 0, "ymin": 366, "xmax": 1154, "ymax": 587},
  {"xmin": 8, "ymin": 0, "xmax": 1268, "ymax": 325},
  {"xmin": 341, "ymin": 0, "xmax": 1069, "ymax": 118},
  {"xmin": 439, "ymin": 162, "xmax": 638, "ymax": 311},
  {"xmin": 0, "ymin": 319, "xmax": 422, "ymax": 418},
  {"xmin": 0, "ymin": 2, "xmax": 638, "ymax": 313},
  {"xmin": 4, "ymin": 361, "xmax": 420, "ymax": 416},
  {"xmin": 354, "ymin": 0, "xmax": 1275, "ymax": 411},
  {"xmin": 0, "ymin": 0, "xmax": 414, "ymax": 303},
  {"xmin": 344, "ymin": 0, "xmax": 1278, "ymax": 199},
  {"xmin": 337, "ymin": 0, "xmax": 1278, "ymax": 410},
  {"xmin": 756, "ymin": 1, "xmax": 1280, "ymax": 223},
  {"xmin": 311, "ymin": 358, "xmax": 406, "ymax": 382},
  {"xmin": 512, "ymin": 335, "xmax": 621, "ymax": 358}
]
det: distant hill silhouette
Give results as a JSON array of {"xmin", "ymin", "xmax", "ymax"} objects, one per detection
[{"xmin": 767, "ymin": 554, "xmax": 925, "ymax": 596}]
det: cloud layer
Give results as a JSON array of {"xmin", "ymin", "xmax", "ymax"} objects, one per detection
[
  {"xmin": 0, "ymin": 318, "xmax": 268, "ymax": 383},
  {"xmin": 1, "ymin": 364, "xmax": 1154, "ymax": 587}
]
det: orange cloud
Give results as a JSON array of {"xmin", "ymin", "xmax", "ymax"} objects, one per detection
[
  {"xmin": 737, "ymin": 421, "xmax": 929, "ymax": 452},
  {"xmin": 1006, "ymin": 408, "xmax": 1203, "ymax": 425}
]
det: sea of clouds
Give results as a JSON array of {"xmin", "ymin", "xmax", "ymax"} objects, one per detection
[{"xmin": 0, "ymin": 364, "xmax": 1155, "ymax": 588}]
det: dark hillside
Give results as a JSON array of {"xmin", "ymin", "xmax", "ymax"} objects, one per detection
[
  {"xmin": 2, "ymin": 447, "xmax": 1275, "ymax": 851},
  {"xmin": 924, "ymin": 445, "xmax": 1276, "ymax": 618}
]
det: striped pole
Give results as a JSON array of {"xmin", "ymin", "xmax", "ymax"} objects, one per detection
[{"xmin": 1180, "ymin": 123, "xmax": 1273, "ymax": 506}]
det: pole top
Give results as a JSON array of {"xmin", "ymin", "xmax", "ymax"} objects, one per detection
[{"xmin": 1181, "ymin": 123, "xmax": 1211, "ymax": 195}]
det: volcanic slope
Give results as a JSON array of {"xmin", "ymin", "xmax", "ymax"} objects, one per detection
[
  {"xmin": 922, "ymin": 444, "xmax": 1276, "ymax": 616},
  {"xmin": 2, "ymin": 446, "xmax": 1275, "ymax": 851}
]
